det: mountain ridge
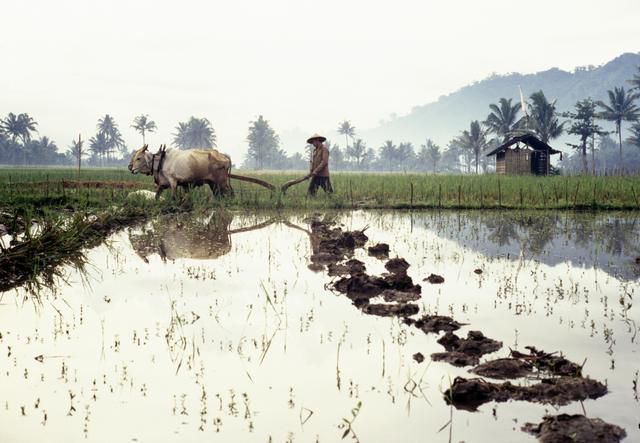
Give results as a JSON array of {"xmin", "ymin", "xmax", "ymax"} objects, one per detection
[{"xmin": 359, "ymin": 52, "xmax": 640, "ymax": 149}]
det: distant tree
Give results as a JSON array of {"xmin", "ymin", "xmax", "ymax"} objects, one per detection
[
  {"xmin": 173, "ymin": 117, "xmax": 216, "ymax": 149},
  {"xmin": 378, "ymin": 140, "xmax": 397, "ymax": 171},
  {"xmin": 337, "ymin": 120, "xmax": 356, "ymax": 152},
  {"xmin": 484, "ymin": 98, "xmax": 521, "ymax": 142},
  {"xmin": 131, "ymin": 114, "xmax": 157, "ymax": 145},
  {"xmin": 396, "ymin": 142, "xmax": 416, "ymax": 171},
  {"xmin": 418, "ymin": 139, "xmax": 441, "ymax": 173},
  {"xmin": 441, "ymin": 143, "xmax": 464, "ymax": 173},
  {"xmin": 31, "ymin": 136, "xmax": 58, "ymax": 164},
  {"xmin": 329, "ymin": 143, "xmax": 345, "ymax": 171},
  {"xmin": 246, "ymin": 115, "xmax": 280, "ymax": 169},
  {"xmin": 627, "ymin": 122, "xmax": 640, "ymax": 149},
  {"xmin": 89, "ymin": 132, "xmax": 109, "ymax": 165},
  {"xmin": 528, "ymin": 91, "xmax": 565, "ymax": 144},
  {"xmin": 97, "ymin": 114, "xmax": 126, "ymax": 160},
  {"xmin": 564, "ymin": 98, "xmax": 606, "ymax": 173},
  {"xmin": 362, "ymin": 147, "xmax": 376, "ymax": 170},
  {"xmin": 346, "ymin": 138, "xmax": 367, "ymax": 168},
  {"xmin": 596, "ymin": 87, "xmax": 640, "ymax": 164},
  {"xmin": 68, "ymin": 134, "xmax": 85, "ymax": 173},
  {"xmin": 1, "ymin": 113, "xmax": 38, "ymax": 164},
  {"xmin": 452, "ymin": 121, "xmax": 489, "ymax": 174}
]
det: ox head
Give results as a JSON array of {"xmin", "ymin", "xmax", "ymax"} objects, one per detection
[{"xmin": 128, "ymin": 144, "xmax": 152, "ymax": 174}]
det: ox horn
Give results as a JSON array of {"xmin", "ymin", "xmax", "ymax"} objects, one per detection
[{"xmin": 142, "ymin": 144, "xmax": 148, "ymax": 151}]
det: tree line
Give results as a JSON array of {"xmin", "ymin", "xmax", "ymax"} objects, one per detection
[{"xmin": 2, "ymin": 65, "xmax": 639, "ymax": 173}]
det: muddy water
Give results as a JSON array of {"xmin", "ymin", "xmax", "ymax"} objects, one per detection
[{"xmin": 0, "ymin": 210, "xmax": 638, "ymax": 442}]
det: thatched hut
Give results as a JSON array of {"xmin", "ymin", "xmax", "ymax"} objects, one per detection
[{"xmin": 486, "ymin": 134, "xmax": 562, "ymax": 176}]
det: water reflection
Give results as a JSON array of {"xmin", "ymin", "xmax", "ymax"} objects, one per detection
[
  {"xmin": 128, "ymin": 212, "xmax": 278, "ymax": 262},
  {"xmin": 414, "ymin": 211, "xmax": 640, "ymax": 280}
]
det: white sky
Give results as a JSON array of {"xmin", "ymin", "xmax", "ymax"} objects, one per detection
[{"xmin": 1, "ymin": 0, "xmax": 639, "ymax": 160}]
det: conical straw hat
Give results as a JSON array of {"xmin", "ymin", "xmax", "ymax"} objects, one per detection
[{"xmin": 306, "ymin": 133, "xmax": 327, "ymax": 144}]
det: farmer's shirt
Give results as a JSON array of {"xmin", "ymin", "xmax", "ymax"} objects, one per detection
[{"xmin": 310, "ymin": 144, "xmax": 330, "ymax": 177}]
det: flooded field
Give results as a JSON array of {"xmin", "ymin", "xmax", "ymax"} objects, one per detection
[{"xmin": 1, "ymin": 210, "xmax": 639, "ymax": 442}]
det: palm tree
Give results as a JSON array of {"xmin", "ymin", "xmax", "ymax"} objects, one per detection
[
  {"xmin": 346, "ymin": 138, "xmax": 367, "ymax": 168},
  {"xmin": 418, "ymin": 139, "xmax": 441, "ymax": 173},
  {"xmin": 68, "ymin": 134, "xmax": 84, "ymax": 173},
  {"xmin": 173, "ymin": 117, "xmax": 216, "ymax": 149},
  {"xmin": 596, "ymin": 87, "xmax": 640, "ymax": 164},
  {"xmin": 378, "ymin": 140, "xmax": 397, "ymax": 171},
  {"xmin": 89, "ymin": 132, "xmax": 109, "ymax": 166},
  {"xmin": 247, "ymin": 115, "xmax": 279, "ymax": 169},
  {"xmin": 1, "ymin": 113, "xmax": 38, "ymax": 164},
  {"xmin": 131, "ymin": 114, "xmax": 157, "ymax": 145},
  {"xmin": 97, "ymin": 114, "xmax": 126, "ymax": 160},
  {"xmin": 1, "ymin": 113, "xmax": 24, "ymax": 144},
  {"xmin": 528, "ymin": 91, "xmax": 565, "ymax": 143},
  {"xmin": 453, "ymin": 121, "xmax": 489, "ymax": 174},
  {"xmin": 337, "ymin": 120, "xmax": 356, "ymax": 152},
  {"xmin": 565, "ymin": 98, "xmax": 606, "ymax": 173},
  {"xmin": 396, "ymin": 142, "xmax": 416, "ymax": 171},
  {"xmin": 484, "ymin": 98, "xmax": 521, "ymax": 142},
  {"xmin": 627, "ymin": 122, "xmax": 640, "ymax": 149}
]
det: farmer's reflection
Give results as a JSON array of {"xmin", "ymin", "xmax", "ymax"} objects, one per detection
[{"xmin": 129, "ymin": 212, "xmax": 277, "ymax": 262}]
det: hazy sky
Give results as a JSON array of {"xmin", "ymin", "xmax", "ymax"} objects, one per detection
[{"xmin": 1, "ymin": 0, "xmax": 639, "ymax": 160}]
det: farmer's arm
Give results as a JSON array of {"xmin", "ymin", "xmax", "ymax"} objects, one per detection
[{"xmin": 312, "ymin": 148, "xmax": 329, "ymax": 175}]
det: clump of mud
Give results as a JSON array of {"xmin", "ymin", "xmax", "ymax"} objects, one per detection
[
  {"xmin": 404, "ymin": 315, "xmax": 466, "ymax": 334},
  {"xmin": 510, "ymin": 346, "xmax": 583, "ymax": 377},
  {"xmin": 471, "ymin": 358, "xmax": 534, "ymax": 379},
  {"xmin": 424, "ymin": 273, "xmax": 444, "ymax": 284},
  {"xmin": 368, "ymin": 243, "xmax": 389, "ymax": 258},
  {"xmin": 431, "ymin": 331, "xmax": 502, "ymax": 366},
  {"xmin": 385, "ymin": 257, "xmax": 410, "ymax": 274},
  {"xmin": 308, "ymin": 219, "xmax": 368, "ymax": 268},
  {"xmin": 444, "ymin": 376, "xmax": 607, "ymax": 411},
  {"xmin": 362, "ymin": 303, "xmax": 420, "ymax": 317},
  {"xmin": 522, "ymin": 414, "xmax": 626, "ymax": 443},
  {"xmin": 327, "ymin": 259, "xmax": 366, "ymax": 277}
]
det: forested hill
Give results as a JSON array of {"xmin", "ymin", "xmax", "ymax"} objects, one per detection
[{"xmin": 361, "ymin": 52, "xmax": 640, "ymax": 148}]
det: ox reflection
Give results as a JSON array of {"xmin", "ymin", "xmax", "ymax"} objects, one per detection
[{"xmin": 128, "ymin": 212, "xmax": 276, "ymax": 262}]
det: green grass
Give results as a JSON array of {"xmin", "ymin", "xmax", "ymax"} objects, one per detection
[{"xmin": 1, "ymin": 167, "xmax": 640, "ymax": 212}]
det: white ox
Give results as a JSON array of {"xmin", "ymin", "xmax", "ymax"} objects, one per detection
[{"xmin": 128, "ymin": 144, "xmax": 274, "ymax": 199}]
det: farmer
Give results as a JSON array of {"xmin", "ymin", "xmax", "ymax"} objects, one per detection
[{"xmin": 306, "ymin": 133, "xmax": 333, "ymax": 196}]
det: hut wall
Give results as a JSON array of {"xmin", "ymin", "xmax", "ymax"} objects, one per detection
[
  {"xmin": 496, "ymin": 152, "xmax": 506, "ymax": 174},
  {"xmin": 532, "ymin": 151, "xmax": 549, "ymax": 175},
  {"xmin": 504, "ymin": 149, "xmax": 532, "ymax": 175}
]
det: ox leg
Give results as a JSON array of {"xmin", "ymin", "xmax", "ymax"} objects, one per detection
[
  {"xmin": 155, "ymin": 186, "xmax": 167, "ymax": 201},
  {"xmin": 208, "ymin": 182, "xmax": 222, "ymax": 197}
]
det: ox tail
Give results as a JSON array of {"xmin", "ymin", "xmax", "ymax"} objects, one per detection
[{"xmin": 228, "ymin": 173, "xmax": 275, "ymax": 191}]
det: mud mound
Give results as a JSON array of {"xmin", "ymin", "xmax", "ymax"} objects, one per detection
[
  {"xmin": 522, "ymin": 414, "xmax": 626, "ymax": 443},
  {"xmin": 432, "ymin": 351, "xmax": 480, "ymax": 367},
  {"xmin": 512, "ymin": 346, "xmax": 583, "ymax": 377},
  {"xmin": 404, "ymin": 315, "xmax": 466, "ymax": 334},
  {"xmin": 327, "ymin": 259, "xmax": 366, "ymax": 277},
  {"xmin": 471, "ymin": 358, "xmax": 533, "ymax": 379},
  {"xmin": 385, "ymin": 257, "xmax": 410, "ymax": 274},
  {"xmin": 444, "ymin": 376, "xmax": 607, "ymax": 411},
  {"xmin": 424, "ymin": 273, "xmax": 444, "ymax": 284},
  {"xmin": 368, "ymin": 243, "xmax": 389, "ymax": 258},
  {"xmin": 381, "ymin": 289, "xmax": 421, "ymax": 303},
  {"xmin": 438, "ymin": 331, "xmax": 502, "ymax": 357},
  {"xmin": 362, "ymin": 303, "xmax": 420, "ymax": 317}
]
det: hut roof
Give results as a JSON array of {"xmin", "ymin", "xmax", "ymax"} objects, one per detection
[{"xmin": 486, "ymin": 133, "xmax": 562, "ymax": 157}]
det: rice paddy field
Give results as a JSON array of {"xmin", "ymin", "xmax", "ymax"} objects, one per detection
[
  {"xmin": 1, "ymin": 167, "xmax": 640, "ymax": 210},
  {"xmin": 1, "ymin": 167, "xmax": 639, "ymax": 442}
]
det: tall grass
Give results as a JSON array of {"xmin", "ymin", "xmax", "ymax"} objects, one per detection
[{"xmin": 1, "ymin": 167, "xmax": 640, "ymax": 211}]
